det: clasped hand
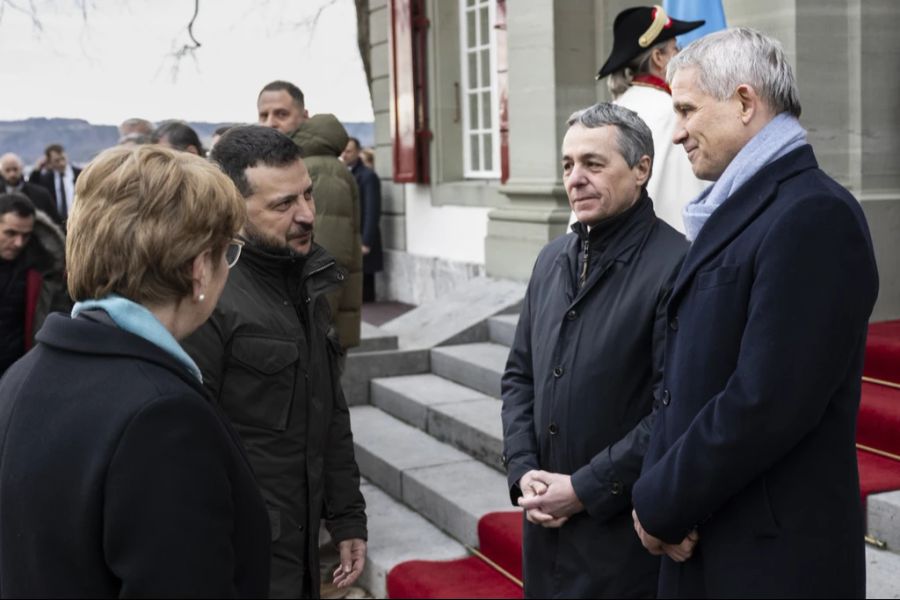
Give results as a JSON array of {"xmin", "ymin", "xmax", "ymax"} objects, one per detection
[
  {"xmin": 517, "ymin": 470, "xmax": 584, "ymax": 528},
  {"xmin": 632, "ymin": 509, "xmax": 699, "ymax": 563}
]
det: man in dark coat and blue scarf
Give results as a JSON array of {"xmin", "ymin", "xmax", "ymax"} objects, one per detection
[
  {"xmin": 501, "ymin": 102, "xmax": 693, "ymax": 597},
  {"xmin": 631, "ymin": 28, "xmax": 878, "ymax": 598}
]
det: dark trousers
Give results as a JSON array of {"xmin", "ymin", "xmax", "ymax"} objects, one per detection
[{"xmin": 363, "ymin": 273, "xmax": 375, "ymax": 303}]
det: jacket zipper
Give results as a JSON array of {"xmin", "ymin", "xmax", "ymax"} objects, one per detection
[{"xmin": 579, "ymin": 238, "xmax": 590, "ymax": 289}]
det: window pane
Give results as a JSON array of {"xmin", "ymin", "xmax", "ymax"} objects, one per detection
[
  {"xmin": 483, "ymin": 134, "xmax": 493, "ymax": 171},
  {"xmin": 480, "ymin": 48, "xmax": 491, "ymax": 88},
  {"xmin": 469, "ymin": 93, "xmax": 479, "ymax": 130},
  {"xmin": 470, "ymin": 134, "xmax": 481, "ymax": 171},
  {"xmin": 480, "ymin": 6, "xmax": 490, "ymax": 47},
  {"xmin": 466, "ymin": 0, "xmax": 475, "ymax": 6},
  {"xmin": 481, "ymin": 90, "xmax": 492, "ymax": 129},
  {"xmin": 467, "ymin": 8, "xmax": 476, "ymax": 48},
  {"xmin": 468, "ymin": 52, "xmax": 478, "ymax": 89}
]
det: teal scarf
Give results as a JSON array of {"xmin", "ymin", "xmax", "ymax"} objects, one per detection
[{"xmin": 71, "ymin": 294, "xmax": 202, "ymax": 382}]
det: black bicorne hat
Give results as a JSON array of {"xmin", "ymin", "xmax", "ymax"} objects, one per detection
[{"xmin": 597, "ymin": 5, "xmax": 705, "ymax": 80}]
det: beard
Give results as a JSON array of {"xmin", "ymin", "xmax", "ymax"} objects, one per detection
[{"xmin": 243, "ymin": 221, "xmax": 313, "ymax": 258}]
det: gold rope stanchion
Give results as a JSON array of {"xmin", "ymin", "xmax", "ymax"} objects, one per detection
[
  {"xmin": 466, "ymin": 546, "xmax": 524, "ymax": 589},
  {"xmin": 863, "ymin": 376, "xmax": 900, "ymax": 391},
  {"xmin": 857, "ymin": 443, "xmax": 900, "ymax": 463}
]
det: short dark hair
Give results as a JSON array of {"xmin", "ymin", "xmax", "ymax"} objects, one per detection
[
  {"xmin": 0, "ymin": 192, "xmax": 36, "ymax": 219},
  {"xmin": 259, "ymin": 80, "xmax": 305, "ymax": 109},
  {"xmin": 44, "ymin": 144, "xmax": 64, "ymax": 159},
  {"xmin": 214, "ymin": 125, "xmax": 234, "ymax": 136},
  {"xmin": 151, "ymin": 121, "xmax": 205, "ymax": 155},
  {"xmin": 347, "ymin": 137, "xmax": 361, "ymax": 150},
  {"xmin": 209, "ymin": 125, "xmax": 303, "ymax": 197}
]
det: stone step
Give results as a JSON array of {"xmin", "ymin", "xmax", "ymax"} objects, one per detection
[
  {"xmin": 358, "ymin": 478, "xmax": 467, "ymax": 599},
  {"xmin": 341, "ymin": 348, "xmax": 430, "ymax": 406},
  {"xmin": 430, "ymin": 342, "xmax": 509, "ymax": 399},
  {"xmin": 350, "ymin": 405, "xmax": 512, "ymax": 547},
  {"xmin": 867, "ymin": 545, "xmax": 900, "ymax": 598},
  {"xmin": 868, "ymin": 491, "xmax": 900, "ymax": 555},
  {"xmin": 351, "ymin": 322, "xmax": 400, "ymax": 354},
  {"xmin": 488, "ymin": 314, "xmax": 519, "ymax": 347},
  {"xmin": 371, "ymin": 373, "xmax": 504, "ymax": 472},
  {"xmin": 380, "ymin": 277, "xmax": 526, "ymax": 350}
]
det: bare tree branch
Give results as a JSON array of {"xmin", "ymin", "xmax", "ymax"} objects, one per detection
[
  {"xmin": 166, "ymin": 0, "xmax": 202, "ymax": 81},
  {"xmin": 0, "ymin": 0, "xmax": 45, "ymax": 32}
]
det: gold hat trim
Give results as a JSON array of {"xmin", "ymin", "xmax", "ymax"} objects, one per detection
[{"xmin": 639, "ymin": 5, "xmax": 668, "ymax": 48}]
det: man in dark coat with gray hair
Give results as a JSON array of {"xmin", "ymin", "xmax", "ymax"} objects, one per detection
[
  {"xmin": 501, "ymin": 102, "xmax": 693, "ymax": 597},
  {"xmin": 632, "ymin": 28, "xmax": 878, "ymax": 598}
]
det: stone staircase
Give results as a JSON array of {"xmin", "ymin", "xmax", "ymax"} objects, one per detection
[
  {"xmin": 350, "ymin": 315, "xmax": 517, "ymax": 597},
  {"xmin": 349, "ymin": 314, "xmax": 900, "ymax": 598}
]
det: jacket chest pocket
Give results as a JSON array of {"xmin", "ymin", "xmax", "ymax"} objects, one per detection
[
  {"xmin": 220, "ymin": 336, "xmax": 300, "ymax": 431},
  {"xmin": 696, "ymin": 264, "xmax": 740, "ymax": 290}
]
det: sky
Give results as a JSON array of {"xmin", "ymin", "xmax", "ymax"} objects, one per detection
[{"xmin": 0, "ymin": 0, "xmax": 374, "ymax": 125}]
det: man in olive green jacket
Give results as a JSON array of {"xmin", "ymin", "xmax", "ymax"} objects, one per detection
[{"xmin": 258, "ymin": 80, "xmax": 362, "ymax": 350}]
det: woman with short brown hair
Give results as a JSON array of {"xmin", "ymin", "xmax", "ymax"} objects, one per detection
[{"xmin": 0, "ymin": 145, "xmax": 270, "ymax": 598}]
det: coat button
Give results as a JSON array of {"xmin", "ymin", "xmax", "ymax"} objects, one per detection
[
  {"xmin": 566, "ymin": 309, "xmax": 577, "ymax": 321},
  {"xmin": 611, "ymin": 481, "xmax": 623, "ymax": 495},
  {"xmin": 669, "ymin": 317, "xmax": 679, "ymax": 331},
  {"xmin": 298, "ymin": 524, "xmax": 304, "ymax": 532},
  {"xmin": 661, "ymin": 389, "xmax": 671, "ymax": 406},
  {"xmin": 553, "ymin": 366, "xmax": 564, "ymax": 378},
  {"xmin": 548, "ymin": 423, "xmax": 559, "ymax": 435}
]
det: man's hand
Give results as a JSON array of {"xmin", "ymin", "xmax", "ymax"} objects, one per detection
[
  {"xmin": 332, "ymin": 538, "xmax": 367, "ymax": 589},
  {"xmin": 632, "ymin": 509, "xmax": 699, "ymax": 562},
  {"xmin": 518, "ymin": 470, "xmax": 564, "ymax": 527},
  {"xmin": 518, "ymin": 470, "xmax": 584, "ymax": 528}
]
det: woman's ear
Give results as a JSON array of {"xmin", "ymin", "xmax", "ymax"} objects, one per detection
[{"xmin": 191, "ymin": 249, "xmax": 213, "ymax": 302}]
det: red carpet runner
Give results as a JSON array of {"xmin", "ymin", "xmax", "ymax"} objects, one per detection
[
  {"xmin": 386, "ymin": 321, "xmax": 900, "ymax": 598},
  {"xmin": 386, "ymin": 512, "xmax": 523, "ymax": 599}
]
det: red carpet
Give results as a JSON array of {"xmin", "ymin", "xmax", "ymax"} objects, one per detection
[
  {"xmin": 858, "ymin": 451, "xmax": 900, "ymax": 503},
  {"xmin": 477, "ymin": 512, "xmax": 523, "ymax": 581},
  {"xmin": 386, "ymin": 556, "xmax": 522, "ymax": 599},
  {"xmin": 865, "ymin": 320, "xmax": 900, "ymax": 383},
  {"xmin": 857, "ymin": 321, "xmax": 900, "ymax": 504},
  {"xmin": 857, "ymin": 382, "xmax": 900, "ymax": 456},
  {"xmin": 386, "ymin": 512, "xmax": 523, "ymax": 599}
]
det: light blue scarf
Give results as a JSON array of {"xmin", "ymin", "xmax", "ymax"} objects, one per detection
[
  {"xmin": 682, "ymin": 113, "xmax": 808, "ymax": 242},
  {"xmin": 71, "ymin": 294, "xmax": 202, "ymax": 382}
]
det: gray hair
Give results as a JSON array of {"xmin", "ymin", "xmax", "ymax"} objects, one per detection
[
  {"xmin": 667, "ymin": 27, "xmax": 801, "ymax": 117},
  {"xmin": 567, "ymin": 102, "xmax": 654, "ymax": 168}
]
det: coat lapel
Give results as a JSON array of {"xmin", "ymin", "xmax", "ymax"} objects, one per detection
[{"xmin": 669, "ymin": 146, "xmax": 819, "ymax": 308}]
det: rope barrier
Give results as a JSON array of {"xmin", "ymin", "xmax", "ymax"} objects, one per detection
[{"xmin": 466, "ymin": 545, "xmax": 524, "ymax": 589}]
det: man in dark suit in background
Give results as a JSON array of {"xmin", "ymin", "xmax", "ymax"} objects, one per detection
[
  {"xmin": 0, "ymin": 153, "xmax": 61, "ymax": 224},
  {"xmin": 341, "ymin": 137, "xmax": 382, "ymax": 302},
  {"xmin": 631, "ymin": 28, "xmax": 878, "ymax": 598},
  {"xmin": 29, "ymin": 144, "xmax": 82, "ymax": 226}
]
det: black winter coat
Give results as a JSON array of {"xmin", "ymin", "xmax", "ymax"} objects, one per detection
[
  {"xmin": 182, "ymin": 242, "xmax": 367, "ymax": 599},
  {"xmin": 501, "ymin": 195, "xmax": 689, "ymax": 598},
  {"xmin": 0, "ymin": 313, "xmax": 270, "ymax": 598},
  {"xmin": 632, "ymin": 146, "xmax": 879, "ymax": 598},
  {"xmin": 350, "ymin": 160, "xmax": 383, "ymax": 274}
]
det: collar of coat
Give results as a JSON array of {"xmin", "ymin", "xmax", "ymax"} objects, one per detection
[
  {"xmin": 561, "ymin": 192, "xmax": 657, "ymax": 296},
  {"xmin": 668, "ymin": 144, "xmax": 817, "ymax": 308},
  {"xmin": 236, "ymin": 240, "xmax": 345, "ymax": 298},
  {"xmin": 35, "ymin": 313, "xmax": 209, "ymax": 398}
]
